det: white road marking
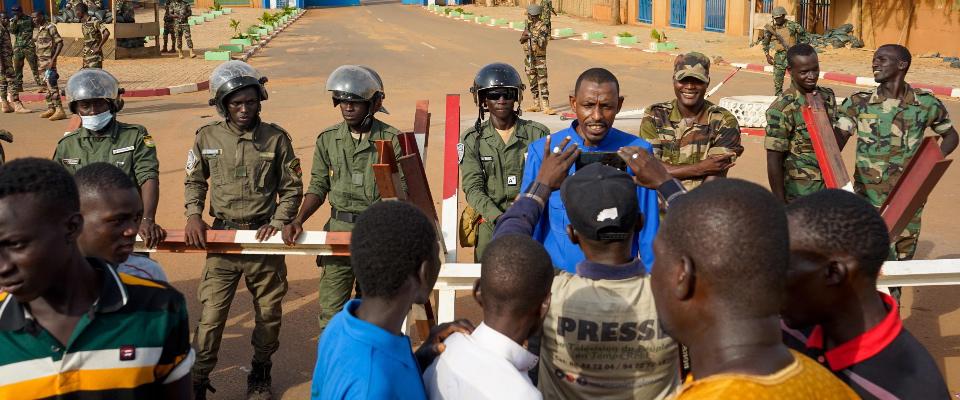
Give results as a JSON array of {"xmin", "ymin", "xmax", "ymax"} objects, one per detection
[
  {"xmin": 364, "ymin": 9, "xmax": 372, "ymax": 14},
  {"xmin": 469, "ymin": 62, "xmax": 479, "ymax": 67},
  {"xmin": 421, "ymin": 41, "xmax": 436, "ymax": 50},
  {"xmin": 377, "ymin": 17, "xmax": 384, "ymax": 22}
]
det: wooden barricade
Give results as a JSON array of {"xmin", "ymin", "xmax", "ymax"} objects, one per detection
[
  {"xmin": 802, "ymin": 92, "xmax": 853, "ymax": 191},
  {"xmin": 879, "ymin": 137, "xmax": 953, "ymax": 239}
]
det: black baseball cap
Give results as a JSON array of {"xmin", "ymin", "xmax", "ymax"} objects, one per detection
[{"xmin": 560, "ymin": 163, "xmax": 640, "ymax": 241}]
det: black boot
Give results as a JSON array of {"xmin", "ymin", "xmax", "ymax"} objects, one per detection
[
  {"xmin": 193, "ymin": 380, "xmax": 216, "ymax": 400},
  {"xmin": 247, "ymin": 361, "xmax": 273, "ymax": 400}
]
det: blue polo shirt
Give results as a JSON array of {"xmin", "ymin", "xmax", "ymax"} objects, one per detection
[
  {"xmin": 520, "ymin": 121, "xmax": 659, "ymax": 272},
  {"xmin": 311, "ymin": 299, "xmax": 427, "ymax": 400}
]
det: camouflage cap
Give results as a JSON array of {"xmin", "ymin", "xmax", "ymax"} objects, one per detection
[
  {"xmin": 673, "ymin": 52, "xmax": 711, "ymax": 83},
  {"xmin": 527, "ymin": 4, "xmax": 542, "ymax": 16},
  {"xmin": 772, "ymin": 6, "xmax": 787, "ymax": 16}
]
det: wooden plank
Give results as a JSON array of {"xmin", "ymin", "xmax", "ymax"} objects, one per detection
[
  {"xmin": 134, "ymin": 230, "xmax": 352, "ymax": 256},
  {"xmin": 373, "ymin": 140, "xmax": 406, "ymax": 200},
  {"xmin": 802, "ymin": 92, "xmax": 853, "ymax": 191},
  {"xmin": 880, "ymin": 137, "xmax": 953, "ymax": 239},
  {"xmin": 114, "ymin": 22, "xmax": 161, "ymax": 38}
]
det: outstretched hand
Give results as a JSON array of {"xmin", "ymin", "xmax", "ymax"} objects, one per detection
[
  {"xmin": 535, "ymin": 135, "xmax": 580, "ymax": 189},
  {"xmin": 617, "ymin": 147, "xmax": 672, "ymax": 189}
]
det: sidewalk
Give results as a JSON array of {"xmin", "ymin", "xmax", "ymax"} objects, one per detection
[
  {"xmin": 440, "ymin": 5, "xmax": 960, "ymax": 95},
  {"xmin": 18, "ymin": 6, "xmax": 267, "ymax": 100}
]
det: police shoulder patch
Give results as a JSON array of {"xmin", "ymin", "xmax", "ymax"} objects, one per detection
[
  {"xmin": 142, "ymin": 135, "xmax": 156, "ymax": 148},
  {"xmin": 457, "ymin": 143, "xmax": 465, "ymax": 165},
  {"xmin": 185, "ymin": 149, "xmax": 198, "ymax": 174},
  {"xmin": 288, "ymin": 157, "xmax": 302, "ymax": 177}
]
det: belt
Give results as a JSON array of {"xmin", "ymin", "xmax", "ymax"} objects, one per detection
[
  {"xmin": 332, "ymin": 208, "xmax": 360, "ymax": 224},
  {"xmin": 213, "ymin": 218, "xmax": 270, "ymax": 230}
]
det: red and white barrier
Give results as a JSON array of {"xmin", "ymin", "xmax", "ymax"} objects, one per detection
[
  {"xmin": 441, "ymin": 94, "xmax": 461, "ymax": 263},
  {"xmin": 135, "ymin": 230, "xmax": 350, "ymax": 256}
]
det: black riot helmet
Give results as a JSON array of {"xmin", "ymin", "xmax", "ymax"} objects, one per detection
[
  {"xmin": 208, "ymin": 60, "xmax": 269, "ymax": 117},
  {"xmin": 469, "ymin": 63, "xmax": 525, "ymax": 133}
]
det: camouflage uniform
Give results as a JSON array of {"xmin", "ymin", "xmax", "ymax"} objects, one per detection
[
  {"xmin": 9, "ymin": 15, "xmax": 42, "ymax": 92},
  {"xmin": 0, "ymin": 22, "xmax": 17, "ymax": 103},
  {"xmin": 540, "ymin": 0, "xmax": 556, "ymax": 34},
  {"xmin": 639, "ymin": 99, "xmax": 743, "ymax": 191},
  {"xmin": 168, "ymin": 0, "xmax": 194, "ymax": 50},
  {"xmin": 162, "ymin": 1, "xmax": 175, "ymax": 50},
  {"xmin": 523, "ymin": 17, "xmax": 549, "ymax": 105},
  {"xmin": 835, "ymin": 85, "xmax": 954, "ymax": 260},
  {"xmin": 35, "ymin": 22, "xmax": 64, "ymax": 111},
  {"xmin": 761, "ymin": 20, "xmax": 805, "ymax": 96},
  {"xmin": 764, "ymin": 85, "xmax": 838, "ymax": 202},
  {"xmin": 81, "ymin": 18, "xmax": 106, "ymax": 68}
]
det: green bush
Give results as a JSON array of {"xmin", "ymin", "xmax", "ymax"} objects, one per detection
[
  {"xmin": 454, "ymin": 7, "xmax": 465, "ymax": 13},
  {"xmin": 617, "ymin": 31, "xmax": 633, "ymax": 37},
  {"xmin": 211, "ymin": 0, "xmax": 223, "ymax": 11}
]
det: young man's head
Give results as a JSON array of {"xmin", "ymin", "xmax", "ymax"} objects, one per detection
[
  {"xmin": 772, "ymin": 6, "xmax": 787, "ymax": 26},
  {"xmin": 561, "ymin": 163, "xmax": 642, "ymax": 259},
  {"xmin": 74, "ymin": 2, "xmax": 89, "ymax": 19},
  {"xmin": 672, "ymin": 52, "xmax": 710, "ymax": 110},
  {"xmin": 526, "ymin": 4, "xmax": 541, "ymax": 22},
  {"xmin": 873, "ymin": 44, "xmax": 911, "ymax": 84},
  {"xmin": 351, "ymin": 201, "xmax": 439, "ymax": 305},
  {"xmin": 0, "ymin": 158, "xmax": 84, "ymax": 302},
  {"xmin": 475, "ymin": 235, "xmax": 554, "ymax": 342},
  {"xmin": 225, "ymin": 86, "xmax": 262, "ymax": 130},
  {"xmin": 782, "ymin": 190, "xmax": 889, "ymax": 329},
  {"xmin": 787, "ymin": 43, "xmax": 820, "ymax": 92},
  {"xmin": 31, "ymin": 11, "xmax": 43, "ymax": 25},
  {"xmin": 570, "ymin": 68, "xmax": 624, "ymax": 146},
  {"xmin": 10, "ymin": 5, "xmax": 22, "ymax": 18},
  {"xmin": 651, "ymin": 179, "xmax": 788, "ymax": 343},
  {"xmin": 75, "ymin": 163, "xmax": 142, "ymax": 264}
]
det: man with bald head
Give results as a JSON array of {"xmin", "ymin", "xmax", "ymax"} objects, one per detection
[{"xmin": 423, "ymin": 234, "xmax": 553, "ymax": 399}]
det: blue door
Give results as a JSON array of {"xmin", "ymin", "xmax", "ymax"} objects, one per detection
[
  {"xmin": 669, "ymin": 0, "xmax": 686, "ymax": 28},
  {"xmin": 637, "ymin": 0, "xmax": 652, "ymax": 24},
  {"xmin": 704, "ymin": 0, "xmax": 726, "ymax": 32}
]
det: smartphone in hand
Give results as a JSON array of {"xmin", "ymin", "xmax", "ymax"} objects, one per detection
[{"xmin": 576, "ymin": 151, "xmax": 627, "ymax": 171}]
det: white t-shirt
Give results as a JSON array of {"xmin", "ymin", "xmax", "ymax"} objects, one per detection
[
  {"xmin": 424, "ymin": 323, "xmax": 542, "ymax": 400},
  {"xmin": 539, "ymin": 260, "xmax": 680, "ymax": 399},
  {"xmin": 116, "ymin": 254, "xmax": 169, "ymax": 282}
]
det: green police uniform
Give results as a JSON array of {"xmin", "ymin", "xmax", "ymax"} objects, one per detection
[
  {"xmin": 639, "ymin": 99, "xmax": 743, "ymax": 191},
  {"xmin": 184, "ymin": 120, "xmax": 303, "ymax": 384},
  {"xmin": 761, "ymin": 20, "xmax": 805, "ymax": 96},
  {"xmin": 460, "ymin": 118, "xmax": 549, "ymax": 260},
  {"xmin": 9, "ymin": 15, "xmax": 42, "ymax": 92},
  {"xmin": 53, "ymin": 121, "xmax": 159, "ymax": 185},
  {"xmin": 765, "ymin": 85, "xmax": 838, "ymax": 202},
  {"xmin": 835, "ymin": 85, "xmax": 954, "ymax": 261},
  {"xmin": 308, "ymin": 119, "xmax": 403, "ymax": 332}
]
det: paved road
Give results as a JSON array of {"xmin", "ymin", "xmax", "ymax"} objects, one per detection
[{"xmin": 3, "ymin": 3, "xmax": 960, "ymax": 398}]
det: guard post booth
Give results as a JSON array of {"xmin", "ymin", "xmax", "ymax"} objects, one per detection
[{"xmin": 49, "ymin": 0, "xmax": 162, "ymax": 59}]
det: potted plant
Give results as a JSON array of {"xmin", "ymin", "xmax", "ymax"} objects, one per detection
[
  {"xmin": 229, "ymin": 19, "xmax": 253, "ymax": 46},
  {"xmin": 614, "ymin": 31, "xmax": 637, "ymax": 45},
  {"xmin": 649, "ymin": 29, "xmax": 676, "ymax": 51},
  {"xmin": 210, "ymin": 0, "xmax": 224, "ymax": 16}
]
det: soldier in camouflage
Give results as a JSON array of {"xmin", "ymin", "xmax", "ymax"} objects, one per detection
[
  {"xmin": 281, "ymin": 65, "xmax": 403, "ymax": 334},
  {"xmin": 835, "ymin": 44, "xmax": 958, "ymax": 266},
  {"xmin": 539, "ymin": 0, "xmax": 557, "ymax": 37},
  {"xmin": 761, "ymin": 6, "xmax": 805, "ymax": 96},
  {"xmin": 0, "ymin": 14, "xmax": 28, "ymax": 114},
  {"xmin": 186, "ymin": 61, "xmax": 302, "ymax": 400},
  {"xmin": 520, "ymin": 4, "xmax": 556, "ymax": 114},
  {"xmin": 168, "ymin": 0, "xmax": 196, "ymax": 59},
  {"xmin": 33, "ymin": 12, "xmax": 66, "ymax": 121},
  {"xmin": 765, "ymin": 44, "xmax": 836, "ymax": 203},
  {"xmin": 9, "ymin": 6, "xmax": 43, "ymax": 95},
  {"xmin": 639, "ymin": 52, "xmax": 742, "ymax": 191},
  {"xmin": 77, "ymin": 3, "xmax": 110, "ymax": 69},
  {"xmin": 162, "ymin": 0, "xmax": 175, "ymax": 53}
]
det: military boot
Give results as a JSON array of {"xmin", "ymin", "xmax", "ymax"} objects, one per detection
[
  {"xmin": 1, "ymin": 100, "xmax": 12, "ymax": 113},
  {"xmin": 541, "ymin": 100, "xmax": 557, "ymax": 115},
  {"xmin": 524, "ymin": 100, "xmax": 542, "ymax": 113},
  {"xmin": 178, "ymin": 49, "xmax": 184, "ymax": 59},
  {"xmin": 193, "ymin": 380, "xmax": 216, "ymax": 400},
  {"xmin": 48, "ymin": 107, "xmax": 66, "ymax": 121},
  {"xmin": 189, "ymin": 49, "xmax": 197, "ymax": 58},
  {"xmin": 247, "ymin": 361, "xmax": 273, "ymax": 400},
  {"xmin": 39, "ymin": 108, "xmax": 55, "ymax": 118},
  {"xmin": 13, "ymin": 102, "xmax": 31, "ymax": 114}
]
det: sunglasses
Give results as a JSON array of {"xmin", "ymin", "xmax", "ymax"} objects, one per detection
[{"xmin": 483, "ymin": 90, "xmax": 518, "ymax": 101}]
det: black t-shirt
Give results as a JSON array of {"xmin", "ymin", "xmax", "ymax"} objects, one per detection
[{"xmin": 782, "ymin": 292, "xmax": 949, "ymax": 400}]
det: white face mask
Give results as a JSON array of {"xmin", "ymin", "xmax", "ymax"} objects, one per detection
[{"xmin": 80, "ymin": 110, "xmax": 113, "ymax": 131}]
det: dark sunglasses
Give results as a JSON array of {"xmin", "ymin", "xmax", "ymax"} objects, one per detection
[{"xmin": 483, "ymin": 90, "xmax": 518, "ymax": 101}]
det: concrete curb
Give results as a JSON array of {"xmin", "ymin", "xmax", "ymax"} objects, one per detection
[
  {"xmin": 421, "ymin": 6, "xmax": 960, "ymax": 99},
  {"xmin": 21, "ymin": 10, "xmax": 306, "ymax": 103}
]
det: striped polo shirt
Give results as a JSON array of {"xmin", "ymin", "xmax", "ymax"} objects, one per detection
[
  {"xmin": 782, "ymin": 292, "xmax": 949, "ymax": 399},
  {"xmin": 0, "ymin": 258, "xmax": 194, "ymax": 399}
]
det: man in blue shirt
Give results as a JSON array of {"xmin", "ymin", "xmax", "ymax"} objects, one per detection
[
  {"xmin": 521, "ymin": 67, "xmax": 660, "ymax": 272},
  {"xmin": 311, "ymin": 201, "xmax": 473, "ymax": 399}
]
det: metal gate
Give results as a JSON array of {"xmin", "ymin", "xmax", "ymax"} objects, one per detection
[
  {"xmin": 704, "ymin": 0, "xmax": 725, "ymax": 32},
  {"xmin": 798, "ymin": 0, "xmax": 831, "ymax": 33},
  {"xmin": 637, "ymin": 0, "xmax": 652, "ymax": 23},
  {"xmin": 669, "ymin": 0, "xmax": 687, "ymax": 28},
  {"xmin": 760, "ymin": 0, "xmax": 773, "ymax": 13}
]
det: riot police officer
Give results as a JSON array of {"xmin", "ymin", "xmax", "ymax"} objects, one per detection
[
  {"xmin": 53, "ymin": 69, "xmax": 166, "ymax": 249},
  {"xmin": 282, "ymin": 65, "xmax": 404, "ymax": 333},
  {"xmin": 460, "ymin": 63, "xmax": 549, "ymax": 260},
  {"xmin": 184, "ymin": 60, "xmax": 303, "ymax": 400}
]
